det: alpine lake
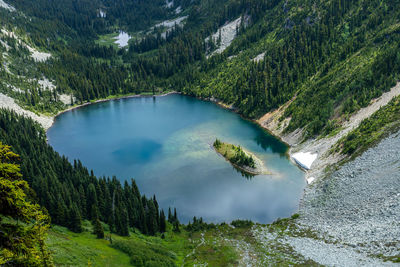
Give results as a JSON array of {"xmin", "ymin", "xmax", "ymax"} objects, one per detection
[{"xmin": 47, "ymin": 94, "xmax": 305, "ymax": 223}]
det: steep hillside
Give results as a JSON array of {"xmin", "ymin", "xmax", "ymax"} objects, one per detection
[{"xmin": 0, "ymin": 0, "xmax": 399, "ymax": 265}]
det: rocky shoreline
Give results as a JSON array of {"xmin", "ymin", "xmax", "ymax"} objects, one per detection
[{"xmin": 252, "ymin": 83, "xmax": 400, "ymax": 265}]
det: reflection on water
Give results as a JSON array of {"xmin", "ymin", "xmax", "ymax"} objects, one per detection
[
  {"xmin": 254, "ymin": 132, "xmax": 287, "ymax": 156},
  {"xmin": 47, "ymin": 94, "xmax": 305, "ymax": 223}
]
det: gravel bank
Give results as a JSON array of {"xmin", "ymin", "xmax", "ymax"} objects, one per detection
[
  {"xmin": 0, "ymin": 93, "xmax": 53, "ymax": 129},
  {"xmin": 205, "ymin": 17, "xmax": 243, "ymax": 57},
  {"xmin": 0, "ymin": 0, "xmax": 15, "ymax": 11},
  {"xmin": 293, "ymin": 130, "xmax": 400, "ymax": 265},
  {"xmin": 258, "ymin": 82, "xmax": 400, "ymax": 183},
  {"xmin": 284, "ymin": 236, "xmax": 395, "ymax": 267}
]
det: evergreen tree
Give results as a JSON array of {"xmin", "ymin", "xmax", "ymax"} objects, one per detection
[
  {"xmin": 87, "ymin": 183, "xmax": 98, "ymax": 221},
  {"xmin": 0, "ymin": 143, "xmax": 53, "ymax": 266},
  {"xmin": 145, "ymin": 200, "xmax": 158, "ymax": 236},
  {"xmin": 174, "ymin": 208, "xmax": 178, "ymax": 223},
  {"xmin": 168, "ymin": 207, "xmax": 173, "ymax": 223},
  {"xmin": 159, "ymin": 210, "xmax": 166, "ymax": 233},
  {"xmin": 93, "ymin": 218, "xmax": 105, "ymax": 239},
  {"xmin": 173, "ymin": 221, "xmax": 180, "ymax": 233},
  {"xmin": 0, "ymin": 110, "xmax": 180, "ymax": 239},
  {"xmin": 68, "ymin": 203, "xmax": 83, "ymax": 233},
  {"xmin": 91, "ymin": 204, "xmax": 100, "ymax": 224}
]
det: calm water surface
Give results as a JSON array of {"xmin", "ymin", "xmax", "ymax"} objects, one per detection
[{"xmin": 47, "ymin": 94, "xmax": 305, "ymax": 223}]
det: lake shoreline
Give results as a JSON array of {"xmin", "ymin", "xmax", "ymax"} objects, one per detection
[
  {"xmin": 200, "ymin": 96, "xmax": 295, "ymax": 159},
  {"xmin": 47, "ymin": 93, "xmax": 304, "ymax": 223},
  {"xmin": 48, "ymin": 91, "xmax": 297, "ymax": 167},
  {"xmin": 47, "ymin": 91, "xmax": 179, "ymax": 131},
  {"xmin": 46, "ymin": 91, "xmax": 301, "ymax": 174}
]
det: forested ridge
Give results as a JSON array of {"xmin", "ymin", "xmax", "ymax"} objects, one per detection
[
  {"xmin": 2, "ymin": 0, "xmax": 398, "ymax": 137},
  {"xmin": 1, "ymin": 0, "xmax": 400, "ymax": 264},
  {"xmin": 182, "ymin": 0, "xmax": 400, "ymax": 137},
  {"xmin": 0, "ymin": 109, "xmax": 175, "ymax": 237}
]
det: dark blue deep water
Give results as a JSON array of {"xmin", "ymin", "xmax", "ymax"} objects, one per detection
[{"xmin": 47, "ymin": 94, "xmax": 305, "ymax": 223}]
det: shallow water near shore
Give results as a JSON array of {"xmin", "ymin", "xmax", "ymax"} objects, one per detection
[{"xmin": 47, "ymin": 94, "xmax": 305, "ymax": 223}]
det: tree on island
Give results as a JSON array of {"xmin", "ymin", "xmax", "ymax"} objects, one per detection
[{"xmin": 213, "ymin": 138, "xmax": 222, "ymax": 148}]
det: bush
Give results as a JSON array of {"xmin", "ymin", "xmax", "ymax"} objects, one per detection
[
  {"xmin": 111, "ymin": 240, "xmax": 176, "ymax": 267},
  {"xmin": 231, "ymin": 219, "xmax": 253, "ymax": 228}
]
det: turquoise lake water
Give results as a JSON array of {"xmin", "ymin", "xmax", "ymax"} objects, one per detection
[{"xmin": 47, "ymin": 94, "xmax": 305, "ymax": 223}]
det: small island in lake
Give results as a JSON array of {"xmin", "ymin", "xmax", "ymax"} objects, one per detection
[{"xmin": 213, "ymin": 139, "xmax": 270, "ymax": 175}]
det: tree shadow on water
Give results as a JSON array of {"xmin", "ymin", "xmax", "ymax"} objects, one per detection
[
  {"xmin": 232, "ymin": 166, "xmax": 255, "ymax": 180},
  {"xmin": 254, "ymin": 131, "xmax": 288, "ymax": 156}
]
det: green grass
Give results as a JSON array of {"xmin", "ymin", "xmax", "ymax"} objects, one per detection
[
  {"xmin": 46, "ymin": 219, "xmax": 326, "ymax": 266},
  {"xmin": 46, "ymin": 222, "xmax": 193, "ymax": 267},
  {"xmin": 46, "ymin": 221, "xmax": 244, "ymax": 267},
  {"xmin": 95, "ymin": 32, "xmax": 120, "ymax": 48},
  {"xmin": 47, "ymin": 224, "xmax": 131, "ymax": 267}
]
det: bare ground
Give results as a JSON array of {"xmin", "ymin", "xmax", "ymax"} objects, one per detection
[{"xmin": 0, "ymin": 93, "xmax": 53, "ymax": 129}]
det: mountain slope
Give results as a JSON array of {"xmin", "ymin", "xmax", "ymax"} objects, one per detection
[{"xmin": 0, "ymin": 0, "xmax": 399, "ymax": 265}]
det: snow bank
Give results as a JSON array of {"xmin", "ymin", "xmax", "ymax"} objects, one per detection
[
  {"xmin": 99, "ymin": 10, "xmax": 106, "ymax": 18},
  {"xmin": 306, "ymin": 177, "xmax": 315, "ymax": 184},
  {"xmin": 115, "ymin": 31, "xmax": 131, "ymax": 48},
  {"xmin": 292, "ymin": 152, "xmax": 317, "ymax": 170},
  {"xmin": 0, "ymin": 0, "xmax": 15, "ymax": 11}
]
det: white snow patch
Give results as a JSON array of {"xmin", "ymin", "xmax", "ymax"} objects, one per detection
[
  {"xmin": 205, "ymin": 17, "xmax": 243, "ymax": 57},
  {"xmin": 253, "ymin": 52, "xmax": 265, "ymax": 62},
  {"xmin": 0, "ymin": 0, "xmax": 15, "ymax": 11},
  {"xmin": 99, "ymin": 9, "xmax": 106, "ymax": 18},
  {"xmin": 307, "ymin": 177, "xmax": 315, "ymax": 184},
  {"xmin": 292, "ymin": 152, "xmax": 317, "ymax": 170},
  {"xmin": 0, "ymin": 93, "xmax": 53, "ymax": 129},
  {"xmin": 115, "ymin": 31, "xmax": 131, "ymax": 48}
]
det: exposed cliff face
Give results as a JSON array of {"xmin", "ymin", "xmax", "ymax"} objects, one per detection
[
  {"xmin": 259, "ymin": 82, "xmax": 400, "ymax": 183},
  {"xmin": 254, "ymin": 81, "xmax": 400, "ymax": 266}
]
